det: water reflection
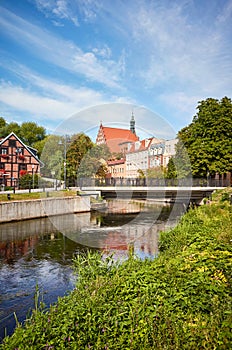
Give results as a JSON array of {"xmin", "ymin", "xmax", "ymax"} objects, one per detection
[{"xmin": 0, "ymin": 200, "xmax": 185, "ymax": 341}]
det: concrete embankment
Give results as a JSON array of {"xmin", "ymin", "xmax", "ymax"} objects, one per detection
[{"xmin": 0, "ymin": 196, "xmax": 90, "ymax": 223}]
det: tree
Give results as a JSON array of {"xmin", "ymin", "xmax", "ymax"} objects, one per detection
[
  {"xmin": 146, "ymin": 167, "xmax": 166, "ymax": 179},
  {"xmin": 166, "ymin": 157, "xmax": 177, "ymax": 179},
  {"xmin": 175, "ymin": 97, "xmax": 232, "ymax": 177},
  {"xmin": 0, "ymin": 117, "xmax": 6, "ymax": 129},
  {"xmin": 77, "ymin": 144, "xmax": 111, "ymax": 179},
  {"xmin": 39, "ymin": 135, "xmax": 63, "ymax": 178},
  {"xmin": 33, "ymin": 137, "xmax": 48, "ymax": 158},
  {"xmin": 19, "ymin": 122, "xmax": 46, "ymax": 146},
  {"xmin": 75, "ymin": 143, "xmax": 111, "ymax": 180},
  {"xmin": 0, "ymin": 122, "xmax": 21, "ymax": 138},
  {"xmin": 67, "ymin": 133, "xmax": 94, "ymax": 184}
]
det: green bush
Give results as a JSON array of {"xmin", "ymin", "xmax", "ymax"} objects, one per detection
[{"xmin": 19, "ymin": 173, "xmax": 39, "ymax": 189}]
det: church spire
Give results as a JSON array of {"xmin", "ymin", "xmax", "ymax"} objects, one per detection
[{"xmin": 130, "ymin": 112, "xmax": 135, "ymax": 134}]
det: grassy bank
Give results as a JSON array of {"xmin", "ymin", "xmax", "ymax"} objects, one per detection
[
  {"xmin": 0, "ymin": 190, "xmax": 77, "ymax": 202},
  {"xmin": 1, "ymin": 189, "xmax": 231, "ymax": 349}
]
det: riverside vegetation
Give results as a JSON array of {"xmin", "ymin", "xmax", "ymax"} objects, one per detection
[{"xmin": 1, "ymin": 189, "xmax": 231, "ymax": 349}]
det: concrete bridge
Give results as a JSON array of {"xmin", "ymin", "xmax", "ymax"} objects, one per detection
[{"xmin": 80, "ymin": 178, "xmax": 230, "ymax": 205}]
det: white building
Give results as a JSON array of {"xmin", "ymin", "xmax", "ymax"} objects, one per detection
[{"xmin": 163, "ymin": 139, "xmax": 178, "ymax": 167}]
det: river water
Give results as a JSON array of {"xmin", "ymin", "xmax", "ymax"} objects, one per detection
[{"xmin": 0, "ymin": 199, "xmax": 185, "ymax": 341}]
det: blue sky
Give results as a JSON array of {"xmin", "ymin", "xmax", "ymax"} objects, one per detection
[{"xmin": 0, "ymin": 0, "xmax": 232, "ymax": 140}]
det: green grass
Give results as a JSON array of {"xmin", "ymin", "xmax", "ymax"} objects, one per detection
[
  {"xmin": 1, "ymin": 189, "xmax": 232, "ymax": 349},
  {"xmin": 0, "ymin": 190, "xmax": 77, "ymax": 202}
]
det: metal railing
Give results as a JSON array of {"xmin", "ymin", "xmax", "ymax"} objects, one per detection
[{"xmin": 78, "ymin": 177, "xmax": 230, "ymax": 188}]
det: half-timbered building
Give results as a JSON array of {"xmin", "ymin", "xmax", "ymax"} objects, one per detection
[{"xmin": 0, "ymin": 132, "xmax": 43, "ymax": 189}]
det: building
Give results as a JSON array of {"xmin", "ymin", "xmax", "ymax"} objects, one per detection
[
  {"xmin": 107, "ymin": 158, "xmax": 126, "ymax": 179},
  {"xmin": 96, "ymin": 114, "xmax": 139, "ymax": 154},
  {"xmin": 163, "ymin": 139, "xmax": 178, "ymax": 167},
  {"xmin": 126, "ymin": 137, "xmax": 164, "ymax": 178},
  {"xmin": 0, "ymin": 132, "xmax": 43, "ymax": 189},
  {"xmin": 148, "ymin": 141, "xmax": 165, "ymax": 168}
]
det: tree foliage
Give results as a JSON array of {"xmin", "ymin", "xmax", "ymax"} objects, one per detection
[
  {"xmin": 0, "ymin": 121, "xmax": 21, "ymax": 138},
  {"xmin": 146, "ymin": 166, "xmax": 165, "ymax": 179},
  {"xmin": 175, "ymin": 96, "xmax": 232, "ymax": 177},
  {"xmin": 0, "ymin": 117, "xmax": 46, "ymax": 147},
  {"xmin": 75, "ymin": 142, "xmax": 111, "ymax": 179},
  {"xmin": 40, "ymin": 135, "xmax": 63, "ymax": 178},
  {"xmin": 19, "ymin": 173, "xmax": 39, "ymax": 189},
  {"xmin": 166, "ymin": 158, "xmax": 177, "ymax": 179},
  {"xmin": 20, "ymin": 122, "xmax": 46, "ymax": 146}
]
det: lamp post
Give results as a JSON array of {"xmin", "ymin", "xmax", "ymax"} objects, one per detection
[
  {"xmin": 59, "ymin": 135, "xmax": 68, "ymax": 189},
  {"xmin": 51, "ymin": 170, "xmax": 56, "ymax": 190},
  {"xmin": 32, "ymin": 164, "xmax": 35, "ymax": 189}
]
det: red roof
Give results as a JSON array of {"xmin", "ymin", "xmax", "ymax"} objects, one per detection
[
  {"xmin": 107, "ymin": 158, "xmax": 125, "ymax": 166},
  {"xmin": 96, "ymin": 124, "xmax": 139, "ymax": 153}
]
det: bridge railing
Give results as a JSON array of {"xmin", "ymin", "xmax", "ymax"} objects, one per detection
[{"xmin": 79, "ymin": 177, "xmax": 230, "ymax": 188}]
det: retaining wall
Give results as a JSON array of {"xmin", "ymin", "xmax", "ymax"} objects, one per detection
[{"xmin": 0, "ymin": 196, "xmax": 90, "ymax": 223}]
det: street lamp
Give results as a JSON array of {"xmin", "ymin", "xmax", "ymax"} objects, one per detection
[
  {"xmin": 59, "ymin": 135, "xmax": 69, "ymax": 189},
  {"xmin": 32, "ymin": 164, "xmax": 35, "ymax": 189}
]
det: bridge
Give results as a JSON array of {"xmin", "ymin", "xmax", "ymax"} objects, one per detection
[{"xmin": 80, "ymin": 178, "xmax": 230, "ymax": 205}]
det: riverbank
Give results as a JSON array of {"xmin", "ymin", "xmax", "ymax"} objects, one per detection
[
  {"xmin": 0, "ymin": 193, "xmax": 90, "ymax": 223},
  {"xmin": 1, "ymin": 188, "xmax": 231, "ymax": 349}
]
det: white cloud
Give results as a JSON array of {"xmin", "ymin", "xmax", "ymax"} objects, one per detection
[
  {"xmin": 0, "ymin": 80, "xmax": 108, "ymax": 123},
  {"xmin": 127, "ymin": 1, "xmax": 232, "ymax": 97},
  {"xmin": 92, "ymin": 45, "xmax": 112, "ymax": 59},
  {"xmin": 34, "ymin": 0, "xmax": 79, "ymax": 26},
  {"xmin": 0, "ymin": 7, "xmax": 123, "ymax": 89},
  {"xmin": 216, "ymin": 0, "xmax": 232, "ymax": 23}
]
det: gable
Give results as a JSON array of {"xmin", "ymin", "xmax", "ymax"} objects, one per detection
[
  {"xmin": 0, "ymin": 132, "xmax": 43, "ymax": 165},
  {"xmin": 96, "ymin": 124, "xmax": 139, "ymax": 153}
]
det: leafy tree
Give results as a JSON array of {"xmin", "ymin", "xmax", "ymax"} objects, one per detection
[
  {"xmin": 146, "ymin": 166, "xmax": 165, "ymax": 179},
  {"xmin": 172, "ymin": 139, "xmax": 192, "ymax": 178},
  {"xmin": 0, "ymin": 117, "xmax": 6, "ymax": 129},
  {"xmin": 67, "ymin": 133, "xmax": 94, "ymax": 184},
  {"xmin": 0, "ymin": 122, "xmax": 21, "ymax": 138},
  {"xmin": 19, "ymin": 122, "xmax": 46, "ymax": 146},
  {"xmin": 33, "ymin": 137, "xmax": 48, "ymax": 158},
  {"xmin": 39, "ymin": 135, "xmax": 63, "ymax": 178},
  {"xmin": 137, "ymin": 169, "xmax": 145, "ymax": 178},
  {"xmin": 176, "ymin": 97, "xmax": 232, "ymax": 177},
  {"xmin": 166, "ymin": 157, "xmax": 177, "ymax": 179},
  {"xmin": 77, "ymin": 144, "xmax": 111, "ymax": 179}
]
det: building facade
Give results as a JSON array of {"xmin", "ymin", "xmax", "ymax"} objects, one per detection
[
  {"xmin": 96, "ymin": 115, "xmax": 139, "ymax": 154},
  {"xmin": 163, "ymin": 139, "xmax": 178, "ymax": 167},
  {"xmin": 0, "ymin": 132, "xmax": 43, "ymax": 189},
  {"xmin": 107, "ymin": 158, "xmax": 126, "ymax": 179}
]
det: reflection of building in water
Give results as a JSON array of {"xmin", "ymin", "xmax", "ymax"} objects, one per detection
[
  {"xmin": 0, "ymin": 236, "xmax": 39, "ymax": 264},
  {"xmin": 87, "ymin": 200, "xmax": 173, "ymax": 257},
  {"xmin": 98, "ymin": 220, "xmax": 165, "ymax": 257},
  {"xmin": 107, "ymin": 199, "xmax": 144, "ymax": 214}
]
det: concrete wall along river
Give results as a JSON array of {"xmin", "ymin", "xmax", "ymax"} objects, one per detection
[{"xmin": 0, "ymin": 196, "xmax": 90, "ymax": 223}]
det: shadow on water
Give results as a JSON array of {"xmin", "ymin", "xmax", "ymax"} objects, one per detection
[{"xmin": 0, "ymin": 200, "xmax": 186, "ymax": 341}]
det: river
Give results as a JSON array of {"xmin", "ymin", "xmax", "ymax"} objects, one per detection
[{"xmin": 0, "ymin": 199, "xmax": 185, "ymax": 341}]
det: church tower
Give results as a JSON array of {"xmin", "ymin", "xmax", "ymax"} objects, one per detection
[{"xmin": 130, "ymin": 112, "xmax": 136, "ymax": 134}]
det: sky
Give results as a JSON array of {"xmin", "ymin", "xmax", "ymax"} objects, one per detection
[{"xmin": 0, "ymin": 0, "xmax": 232, "ymax": 141}]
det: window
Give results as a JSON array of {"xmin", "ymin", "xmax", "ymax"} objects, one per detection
[
  {"xmin": 9, "ymin": 139, "xmax": 16, "ymax": 147},
  {"xmin": 16, "ymin": 147, "xmax": 24, "ymax": 155},
  {"xmin": 1, "ymin": 148, "xmax": 7, "ymax": 155},
  {"xmin": 19, "ymin": 164, "xmax": 27, "ymax": 171}
]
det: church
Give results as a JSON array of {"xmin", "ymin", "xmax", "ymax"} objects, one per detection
[{"xmin": 96, "ymin": 114, "xmax": 139, "ymax": 154}]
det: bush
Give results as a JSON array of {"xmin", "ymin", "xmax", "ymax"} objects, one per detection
[{"xmin": 19, "ymin": 174, "xmax": 39, "ymax": 189}]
